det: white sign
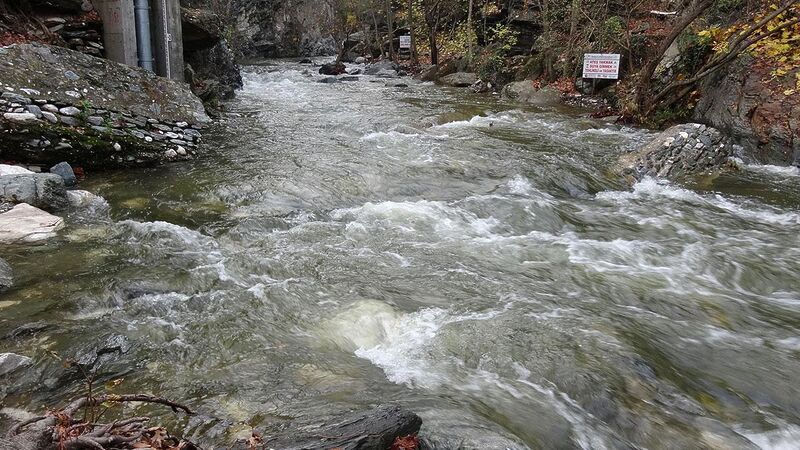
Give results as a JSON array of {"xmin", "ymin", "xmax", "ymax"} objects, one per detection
[
  {"xmin": 399, "ymin": 35, "xmax": 411, "ymax": 49},
  {"xmin": 582, "ymin": 53, "xmax": 620, "ymax": 79}
]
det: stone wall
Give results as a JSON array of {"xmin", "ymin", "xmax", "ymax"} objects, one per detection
[{"xmin": 0, "ymin": 43, "xmax": 209, "ymax": 169}]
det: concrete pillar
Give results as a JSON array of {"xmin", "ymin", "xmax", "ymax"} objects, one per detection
[
  {"xmin": 94, "ymin": 0, "xmax": 138, "ymax": 67},
  {"xmin": 152, "ymin": 0, "xmax": 185, "ymax": 81}
]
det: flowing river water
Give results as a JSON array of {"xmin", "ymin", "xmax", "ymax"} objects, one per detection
[{"xmin": 2, "ymin": 60, "xmax": 800, "ymax": 449}]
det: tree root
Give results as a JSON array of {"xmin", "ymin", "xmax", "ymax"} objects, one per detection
[{"xmin": 5, "ymin": 394, "xmax": 196, "ymax": 450}]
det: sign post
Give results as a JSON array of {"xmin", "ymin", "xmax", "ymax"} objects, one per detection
[{"xmin": 582, "ymin": 53, "xmax": 620, "ymax": 94}]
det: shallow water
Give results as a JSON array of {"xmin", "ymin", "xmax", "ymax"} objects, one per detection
[{"xmin": 1, "ymin": 60, "xmax": 800, "ymax": 449}]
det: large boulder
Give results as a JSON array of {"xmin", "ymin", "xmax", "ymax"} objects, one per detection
[
  {"xmin": 0, "ymin": 203, "xmax": 65, "ymax": 244},
  {"xmin": 319, "ymin": 61, "xmax": 346, "ymax": 75},
  {"xmin": 0, "ymin": 43, "xmax": 208, "ymax": 168},
  {"xmin": 0, "ymin": 173, "xmax": 68, "ymax": 211},
  {"xmin": 364, "ymin": 60, "xmax": 399, "ymax": 76},
  {"xmin": 694, "ymin": 56, "xmax": 799, "ymax": 165},
  {"xmin": 0, "ymin": 258, "xmax": 11, "ymax": 292},
  {"xmin": 439, "ymin": 72, "xmax": 478, "ymax": 87},
  {"xmin": 616, "ymin": 123, "xmax": 736, "ymax": 181},
  {"xmin": 501, "ymin": 82, "xmax": 562, "ymax": 106},
  {"xmin": 228, "ymin": 0, "xmax": 337, "ymax": 57}
]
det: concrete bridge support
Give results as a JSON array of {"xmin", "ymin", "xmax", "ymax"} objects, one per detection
[{"xmin": 93, "ymin": 0, "xmax": 184, "ymax": 81}]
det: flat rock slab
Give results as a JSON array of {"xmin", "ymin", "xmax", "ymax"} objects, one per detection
[
  {"xmin": 0, "ymin": 203, "xmax": 65, "ymax": 244},
  {"xmin": 0, "ymin": 43, "xmax": 209, "ymax": 124}
]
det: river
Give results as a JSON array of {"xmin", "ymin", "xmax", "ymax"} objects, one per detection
[{"xmin": 1, "ymin": 60, "xmax": 800, "ymax": 449}]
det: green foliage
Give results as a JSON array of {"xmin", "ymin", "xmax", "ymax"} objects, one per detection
[
  {"xmin": 486, "ymin": 23, "xmax": 518, "ymax": 54},
  {"xmin": 439, "ymin": 22, "xmax": 477, "ymax": 58}
]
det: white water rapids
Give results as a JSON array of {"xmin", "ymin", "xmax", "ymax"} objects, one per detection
[{"xmin": 1, "ymin": 60, "xmax": 799, "ymax": 449}]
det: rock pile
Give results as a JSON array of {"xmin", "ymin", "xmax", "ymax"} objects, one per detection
[
  {"xmin": 44, "ymin": 12, "xmax": 105, "ymax": 58},
  {"xmin": 617, "ymin": 123, "xmax": 737, "ymax": 181},
  {"xmin": 0, "ymin": 43, "xmax": 209, "ymax": 168}
]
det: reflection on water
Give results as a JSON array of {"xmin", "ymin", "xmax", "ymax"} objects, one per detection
[{"xmin": 1, "ymin": 60, "xmax": 799, "ymax": 449}]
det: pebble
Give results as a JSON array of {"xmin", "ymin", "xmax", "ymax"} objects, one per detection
[
  {"xmin": 164, "ymin": 149, "xmax": 177, "ymax": 158},
  {"xmin": 42, "ymin": 104, "xmax": 59, "ymax": 113},
  {"xmin": 176, "ymin": 145, "xmax": 187, "ymax": 156}
]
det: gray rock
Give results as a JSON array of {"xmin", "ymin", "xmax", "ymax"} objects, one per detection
[
  {"xmin": 0, "ymin": 353, "xmax": 31, "ymax": 376},
  {"xmin": 0, "ymin": 173, "xmax": 69, "ymax": 211},
  {"xmin": 501, "ymin": 82, "xmax": 562, "ymax": 106},
  {"xmin": 318, "ymin": 77, "xmax": 338, "ymax": 84},
  {"xmin": 59, "ymin": 115, "xmax": 80, "ymax": 126},
  {"xmin": 49, "ymin": 162, "xmax": 77, "ymax": 187},
  {"xmin": 42, "ymin": 104, "xmax": 59, "ymax": 113},
  {"xmin": 0, "ymin": 258, "xmax": 11, "ymax": 292},
  {"xmin": 364, "ymin": 60, "xmax": 398, "ymax": 75},
  {"xmin": 86, "ymin": 116, "xmax": 103, "ymax": 126},
  {"xmin": 1, "ymin": 92, "xmax": 30, "ymax": 104},
  {"xmin": 41, "ymin": 111, "xmax": 58, "ymax": 123},
  {"xmin": 2, "ymin": 112, "xmax": 38, "ymax": 123},
  {"xmin": 439, "ymin": 72, "xmax": 478, "ymax": 87},
  {"xmin": 355, "ymin": 56, "xmax": 366, "ymax": 64},
  {"xmin": 58, "ymin": 106, "xmax": 81, "ymax": 116},
  {"xmin": 339, "ymin": 76, "xmax": 360, "ymax": 82},
  {"xmin": 24, "ymin": 105, "xmax": 42, "ymax": 118}
]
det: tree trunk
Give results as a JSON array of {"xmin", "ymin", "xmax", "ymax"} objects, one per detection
[
  {"xmin": 635, "ymin": 0, "xmax": 714, "ymax": 113},
  {"xmin": 467, "ymin": 0, "xmax": 474, "ymax": 58},
  {"xmin": 409, "ymin": 0, "xmax": 418, "ymax": 62},
  {"xmin": 429, "ymin": 28, "xmax": 438, "ymax": 64},
  {"xmin": 387, "ymin": 0, "xmax": 395, "ymax": 59}
]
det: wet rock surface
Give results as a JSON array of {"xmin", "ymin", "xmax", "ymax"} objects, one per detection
[
  {"xmin": 617, "ymin": 123, "xmax": 737, "ymax": 181},
  {"xmin": 182, "ymin": 8, "xmax": 244, "ymax": 103},
  {"xmin": 439, "ymin": 72, "xmax": 478, "ymax": 87},
  {"xmin": 0, "ymin": 43, "xmax": 208, "ymax": 168}
]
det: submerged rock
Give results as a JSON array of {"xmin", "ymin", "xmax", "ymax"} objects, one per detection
[
  {"xmin": 501, "ymin": 82, "xmax": 562, "ymax": 106},
  {"xmin": 439, "ymin": 72, "xmax": 478, "ymax": 87},
  {"xmin": 617, "ymin": 123, "xmax": 736, "ymax": 181},
  {"xmin": 0, "ymin": 173, "xmax": 68, "ymax": 211},
  {"xmin": 0, "ymin": 258, "xmax": 11, "ymax": 292},
  {"xmin": 0, "ymin": 203, "xmax": 65, "ymax": 244}
]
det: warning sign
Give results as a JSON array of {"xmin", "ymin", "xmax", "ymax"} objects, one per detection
[
  {"xmin": 399, "ymin": 35, "xmax": 411, "ymax": 49},
  {"xmin": 582, "ymin": 53, "xmax": 621, "ymax": 79}
]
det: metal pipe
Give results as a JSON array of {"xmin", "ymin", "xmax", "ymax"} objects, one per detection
[{"xmin": 134, "ymin": 0, "xmax": 155, "ymax": 71}]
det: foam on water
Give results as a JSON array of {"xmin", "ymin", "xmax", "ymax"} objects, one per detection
[
  {"xmin": 597, "ymin": 177, "xmax": 800, "ymax": 225},
  {"xmin": 745, "ymin": 163, "xmax": 800, "ymax": 177},
  {"xmin": 332, "ymin": 199, "xmax": 500, "ymax": 240},
  {"xmin": 739, "ymin": 422, "xmax": 800, "ymax": 450}
]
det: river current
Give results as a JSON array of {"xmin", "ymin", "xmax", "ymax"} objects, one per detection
[{"xmin": 1, "ymin": 60, "xmax": 800, "ymax": 449}]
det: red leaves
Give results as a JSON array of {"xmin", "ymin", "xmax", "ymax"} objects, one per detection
[{"xmin": 390, "ymin": 434, "xmax": 420, "ymax": 450}]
